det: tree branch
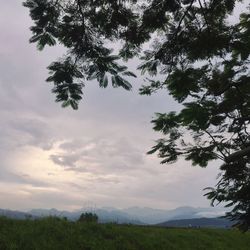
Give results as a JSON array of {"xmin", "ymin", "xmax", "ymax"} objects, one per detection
[
  {"xmin": 175, "ymin": 0, "xmax": 195, "ymax": 40},
  {"xmin": 204, "ymin": 130, "xmax": 227, "ymax": 159},
  {"xmin": 198, "ymin": 0, "xmax": 210, "ymax": 30},
  {"xmin": 225, "ymin": 147, "xmax": 250, "ymax": 163}
]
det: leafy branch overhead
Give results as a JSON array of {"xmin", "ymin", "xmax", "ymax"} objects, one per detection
[
  {"xmin": 24, "ymin": 0, "xmax": 250, "ymax": 230},
  {"xmin": 23, "ymin": 0, "xmax": 138, "ymax": 109}
]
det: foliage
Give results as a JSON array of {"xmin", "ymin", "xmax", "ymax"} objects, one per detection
[
  {"xmin": 23, "ymin": 0, "xmax": 250, "ymax": 230},
  {"xmin": 78, "ymin": 212, "xmax": 98, "ymax": 223},
  {"xmin": 0, "ymin": 217, "xmax": 250, "ymax": 250}
]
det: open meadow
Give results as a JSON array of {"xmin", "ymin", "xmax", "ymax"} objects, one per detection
[{"xmin": 0, "ymin": 217, "xmax": 250, "ymax": 250}]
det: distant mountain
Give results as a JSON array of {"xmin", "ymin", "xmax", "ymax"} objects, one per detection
[
  {"xmin": 29, "ymin": 208, "xmax": 143, "ymax": 224},
  {"xmin": 0, "ymin": 206, "xmax": 227, "ymax": 225},
  {"xmin": 93, "ymin": 208, "xmax": 143, "ymax": 224},
  {"xmin": 157, "ymin": 217, "xmax": 234, "ymax": 229},
  {"xmin": 30, "ymin": 208, "xmax": 74, "ymax": 219},
  {"xmin": 29, "ymin": 206, "xmax": 227, "ymax": 225},
  {"xmin": 0, "ymin": 209, "xmax": 33, "ymax": 220},
  {"xmin": 121, "ymin": 206, "xmax": 226, "ymax": 224}
]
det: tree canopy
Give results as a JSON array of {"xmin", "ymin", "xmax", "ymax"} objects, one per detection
[{"xmin": 23, "ymin": 0, "xmax": 250, "ymax": 230}]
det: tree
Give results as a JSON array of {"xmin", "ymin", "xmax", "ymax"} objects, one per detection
[
  {"xmin": 78, "ymin": 212, "xmax": 98, "ymax": 223},
  {"xmin": 23, "ymin": 0, "xmax": 250, "ymax": 230}
]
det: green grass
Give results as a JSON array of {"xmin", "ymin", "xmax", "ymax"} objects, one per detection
[{"xmin": 0, "ymin": 217, "xmax": 250, "ymax": 250}]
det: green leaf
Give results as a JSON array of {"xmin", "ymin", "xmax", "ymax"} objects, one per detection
[
  {"xmin": 100, "ymin": 75, "xmax": 108, "ymax": 88},
  {"xmin": 122, "ymin": 71, "xmax": 137, "ymax": 78}
]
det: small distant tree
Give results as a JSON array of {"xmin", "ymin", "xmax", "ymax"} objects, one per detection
[{"xmin": 78, "ymin": 213, "xmax": 98, "ymax": 223}]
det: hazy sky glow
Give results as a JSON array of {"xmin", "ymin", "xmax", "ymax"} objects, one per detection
[{"xmin": 0, "ymin": 0, "xmax": 225, "ymax": 212}]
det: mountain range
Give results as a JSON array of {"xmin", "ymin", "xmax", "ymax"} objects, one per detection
[{"xmin": 0, "ymin": 206, "xmax": 228, "ymax": 225}]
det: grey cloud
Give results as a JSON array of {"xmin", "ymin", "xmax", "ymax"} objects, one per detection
[
  {"xmin": 26, "ymin": 191, "xmax": 86, "ymax": 209},
  {"xmin": 47, "ymin": 173, "xmax": 56, "ymax": 176},
  {"xmin": 63, "ymin": 166, "xmax": 89, "ymax": 173},
  {"xmin": 53, "ymin": 137, "xmax": 145, "ymax": 174},
  {"xmin": 0, "ymin": 171, "xmax": 49, "ymax": 188},
  {"xmin": 59, "ymin": 139, "xmax": 91, "ymax": 153},
  {"xmin": 9, "ymin": 118, "xmax": 55, "ymax": 150},
  {"xmin": 94, "ymin": 176, "xmax": 120, "ymax": 184},
  {"xmin": 68, "ymin": 182, "xmax": 85, "ymax": 190},
  {"xmin": 50, "ymin": 154, "xmax": 81, "ymax": 168},
  {"xmin": 68, "ymin": 175, "xmax": 120, "ymax": 189},
  {"xmin": 101, "ymin": 137, "xmax": 145, "ymax": 165},
  {"xmin": 0, "ymin": 116, "xmax": 55, "ymax": 152}
]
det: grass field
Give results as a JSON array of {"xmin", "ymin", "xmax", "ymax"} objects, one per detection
[{"xmin": 0, "ymin": 217, "xmax": 249, "ymax": 250}]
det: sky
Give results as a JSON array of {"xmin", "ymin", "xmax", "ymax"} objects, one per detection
[{"xmin": 0, "ymin": 0, "xmax": 227, "ymax": 212}]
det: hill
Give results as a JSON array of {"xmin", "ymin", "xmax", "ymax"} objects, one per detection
[
  {"xmin": 0, "ymin": 209, "xmax": 33, "ymax": 220},
  {"xmin": 158, "ymin": 217, "xmax": 234, "ymax": 229},
  {"xmin": 122, "ymin": 206, "xmax": 226, "ymax": 224},
  {"xmin": 27, "ymin": 206, "xmax": 226, "ymax": 224},
  {"xmin": 0, "ymin": 217, "xmax": 249, "ymax": 250},
  {"xmin": 29, "ymin": 208, "xmax": 143, "ymax": 224},
  {"xmin": 0, "ymin": 206, "xmax": 227, "ymax": 225}
]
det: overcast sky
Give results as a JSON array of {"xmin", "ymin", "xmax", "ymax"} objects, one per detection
[{"xmin": 0, "ymin": 0, "xmax": 227, "ymax": 212}]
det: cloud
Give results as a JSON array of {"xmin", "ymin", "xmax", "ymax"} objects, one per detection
[
  {"xmin": 49, "ymin": 137, "xmax": 145, "ymax": 176},
  {"xmin": 0, "ymin": 171, "xmax": 49, "ymax": 188},
  {"xmin": 50, "ymin": 154, "xmax": 80, "ymax": 168},
  {"xmin": 0, "ymin": 0, "xmax": 222, "ymax": 211},
  {"xmin": 9, "ymin": 117, "xmax": 55, "ymax": 150}
]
